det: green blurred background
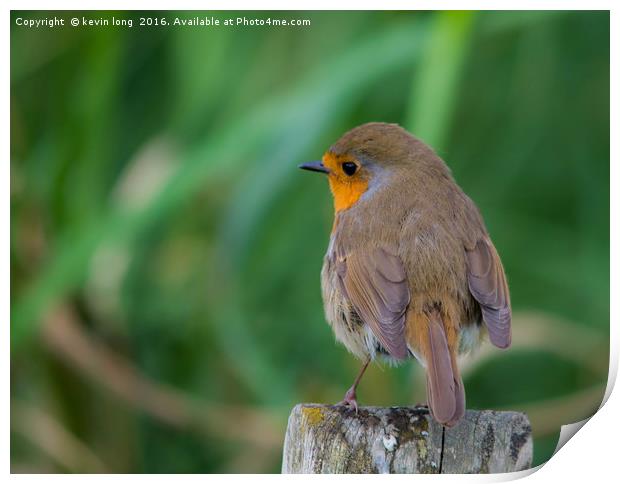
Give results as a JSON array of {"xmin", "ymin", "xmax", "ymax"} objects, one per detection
[{"xmin": 10, "ymin": 10, "xmax": 609, "ymax": 473}]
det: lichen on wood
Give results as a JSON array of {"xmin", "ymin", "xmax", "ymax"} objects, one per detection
[{"xmin": 282, "ymin": 404, "xmax": 532, "ymax": 474}]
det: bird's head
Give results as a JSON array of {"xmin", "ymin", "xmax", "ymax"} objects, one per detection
[{"xmin": 299, "ymin": 122, "xmax": 435, "ymax": 212}]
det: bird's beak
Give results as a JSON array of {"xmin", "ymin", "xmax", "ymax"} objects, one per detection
[{"xmin": 298, "ymin": 160, "xmax": 329, "ymax": 174}]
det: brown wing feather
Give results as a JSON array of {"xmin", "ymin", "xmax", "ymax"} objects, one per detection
[
  {"xmin": 337, "ymin": 247, "xmax": 410, "ymax": 360},
  {"xmin": 466, "ymin": 238, "xmax": 512, "ymax": 349}
]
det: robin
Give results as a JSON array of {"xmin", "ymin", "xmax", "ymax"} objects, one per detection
[{"xmin": 299, "ymin": 122, "xmax": 511, "ymax": 427}]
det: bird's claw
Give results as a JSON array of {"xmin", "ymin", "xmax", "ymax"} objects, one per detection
[{"xmin": 336, "ymin": 388, "xmax": 359, "ymax": 413}]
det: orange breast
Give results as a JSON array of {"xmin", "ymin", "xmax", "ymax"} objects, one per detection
[
  {"xmin": 328, "ymin": 177, "xmax": 368, "ymax": 212},
  {"xmin": 322, "ymin": 152, "xmax": 369, "ymax": 213}
]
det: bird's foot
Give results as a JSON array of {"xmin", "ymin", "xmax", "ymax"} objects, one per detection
[{"xmin": 336, "ymin": 387, "xmax": 359, "ymax": 413}]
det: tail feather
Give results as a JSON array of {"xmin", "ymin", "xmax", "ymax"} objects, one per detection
[
  {"xmin": 448, "ymin": 374, "xmax": 465, "ymax": 426},
  {"xmin": 425, "ymin": 312, "xmax": 465, "ymax": 427}
]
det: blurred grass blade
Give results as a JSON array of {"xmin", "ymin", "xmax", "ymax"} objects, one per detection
[{"xmin": 406, "ymin": 11, "xmax": 475, "ymax": 149}]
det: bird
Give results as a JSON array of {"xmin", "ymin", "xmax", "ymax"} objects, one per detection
[{"xmin": 298, "ymin": 122, "xmax": 511, "ymax": 427}]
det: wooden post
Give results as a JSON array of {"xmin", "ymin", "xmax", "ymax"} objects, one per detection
[{"xmin": 282, "ymin": 404, "xmax": 532, "ymax": 474}]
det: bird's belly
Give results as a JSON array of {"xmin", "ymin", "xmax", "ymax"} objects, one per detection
[
  {"xmin": 320, "ymin": 261, "xmax": 381, "ymax": 360},
  {"xmin": 320, "ymin": 246, "xmax": 483, "ymax": 364}
]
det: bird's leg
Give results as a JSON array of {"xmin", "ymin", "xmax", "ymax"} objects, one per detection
[{"xmin": 337, "ymin": 357, "xmax": 371, "ymax": 412}]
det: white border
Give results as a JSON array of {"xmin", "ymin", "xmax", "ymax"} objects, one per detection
[
  {"xmin": 3, "ymin": 1, "xmax": 619, "ymax": 10},
  {"xmin": 5, "ymin": 1, "xmax": 616, "ymax": 482}
]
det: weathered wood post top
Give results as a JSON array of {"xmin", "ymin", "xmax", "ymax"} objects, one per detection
[{"xmin": 282, "ymin": 404, "xmax": 532, "ymax": 474}]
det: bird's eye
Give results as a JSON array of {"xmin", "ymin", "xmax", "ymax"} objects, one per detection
[{"xmin": 342, "ymin": 162, "xmax": 357, "ymax": 176}]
